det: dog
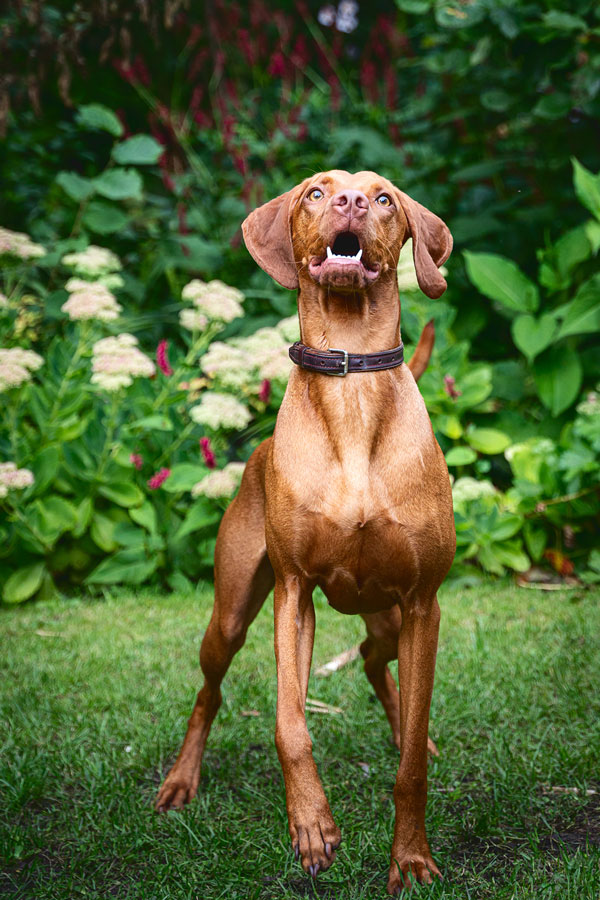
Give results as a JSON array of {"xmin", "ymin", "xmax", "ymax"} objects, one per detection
[{"xmin": 156, "ymin": 170, "xmax": 455, "ymax": 894}]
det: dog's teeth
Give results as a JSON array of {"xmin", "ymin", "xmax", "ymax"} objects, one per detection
[
  {"xmin": 356, "ymin": 249, "xmax": 363, "ymax": 260},
  {"xmin": 326, "ymin": 246, "xmax": 332, "ymax": 258}
]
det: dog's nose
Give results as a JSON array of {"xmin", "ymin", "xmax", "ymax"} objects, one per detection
[{"xmin": 331, "ymin": 190, "xmax": 369, "ymax": 218}]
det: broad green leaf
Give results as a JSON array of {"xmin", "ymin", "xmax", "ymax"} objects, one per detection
[
  {"xmin": 36, "ymin": 496, "xmax": 77, "ymax": 535},
  {"xmin": 477, "ymin": 543, "xmax": 505, "ymax": 575},
  {"xmin": 466, "ymin": 428, "xmax": 511, "ymax": 455},
  {"xmin": 130, "ymin": 501, "xmax": 158, "ymax": 534},
  {"xmin": 533, "ymin": 347, "xmax": 583, "ymax": 415},
  {"xmin": 77, "ymin": 103, "xmax": 123, "ymax": 137},
  {"xmin": 533, "ymin": 93, "xmax": 570, "ymax": 120},
  {"xmin": 94, "ymin": 168, "xmax": 143, "ymax": 201},
  {"xmin": 98, "ymin": 481, "xmax": 144, "ymax": 508},
  {"xmin": 83, "ymin": 201, "xmax": 129, "ymax": 235},
  {"xmin": 490, "ymin": 514, "xmax": 523, "ymax": 541},
  {"xmin": 435, "ymin": 2, "xmax": 485, "ymax": 29},
  {"xmin": 2, "ymin": 562, "xmax": 45, "ymax": 604},
  {"xmin": 161, "ymin": 464, "xmax": 208, "ymax": 493},
  {"xmin": 85, "ymin": 549, "xmax": 158, "ymax": 585},
  {"xmin": 511, "ymin": 313, "xmax": 556, "ymax": 361},
  {"xmin": 492, "ymin": 540, "xmax": 530, "ymax": 572},
  {"xmin": 112, "ymin": 134, "xmax": 164, "ymax": 165},
  {"xmin": 395, "ymin": 0, "xmax": 431, "ymax": 11},
  {"xmin": 481, "ymin": 90, "xmax": 510, "ymax": 112},
  {"xmin": 585, "ymin": 219, "xmax": 600, "ymax": 253},
  {"xmin": 91, "ymin": 512, "xmax": 118, "ymax": 552},
  {"xmin": 129, "ymin": 414, "xmax": 174, "ymax": 432},
  {"xmin": 542, "ymin": 10, "xmax": 587, "ymax": 30},
  {"xmin": 445, "ymin": 446, "xmax": 477, "ymax": 466},
  {"xmin": 436, "ymin": 414, "xmax": 463, "ymax": 440},
  {"xmin": 572, "ymin": 158, "xmax": 600, "ymax": 222},
  {"xmin": 72, "ymin": 497, "xmax": 94, "ymax": 538},
  {"xmin": 173, "ymin": 501, "xmax": 221, "ymax": 542},
  {"xmin": 113, "ymin": 522, "xmax": 147, "ymax": 548},
  {"xmin": 56, "ymin": 171, "xmax": 96, "ymax": 202},
  {"xmin": 556, "ymin": 275, "xmax": 600, "ymax": 339},
  {"xmin": 463, "ymin": 252, "xmax": 539, "ymax": 313},
  {"xmin": 31, "ymin": 447, "xmax": 60, "ymax": 495},
  {"xmin": 523, "ymin": 522, "xmax": 547, "ymax": 561}
]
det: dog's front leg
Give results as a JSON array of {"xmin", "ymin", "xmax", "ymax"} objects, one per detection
[
  {"xmin": 274, "ymin": 576, "xmax": 341, "ymax": 876},
  {"xmin": 387, "ymin": 594, "xmax": 443, "ymax": 894}
]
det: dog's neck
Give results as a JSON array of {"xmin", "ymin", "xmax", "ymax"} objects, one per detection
[{"xmin": 296, "ymin": 274, "xmax": 401, "ymax": 355}]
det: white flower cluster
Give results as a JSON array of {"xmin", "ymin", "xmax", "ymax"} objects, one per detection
[
  {"xmin": 190, "ymin": 392, "xmax": 252, "ymax": 430},
  {"xmin": 62, "ymin": 279, "xmax": 122, "ymax": 322},
  {"xmin": 0, "ymin": 462, "xmax": 34, "ymax": 498},
  {"xmin": 0, "ymin": 293, "xmax": 8, "ymax": 310},
  {"xmin": 62, "ymin": 245, "xmax": 121, "ymax": 277},
  {"xmin": 201, "ymin": 320, "xmax": 297, "ymax": 390},
  {"xmin": 0, "ymin": 227, "xmax": 46, "ymax": 260},
  {"xmin": 191, "ymin": 462, "xmax": 246, "ymax": 499},
  {"xmin": 181, "ymin": 279, "xmax": 244, "ymax": 324},
  {"xmin": 452, "ymin": 476, "xmax": 498, "ymax": 507},
  {"xmin": 0, "ymin": 347, "xmax": 44, "ymax": 393},
  {"xmin": 91, "ymin": 333, "xmax": 155, "ymax": 391},
  {"xmin": 179, "ymin": 308, "xmax": 209, "ymax": 333},
  {"xmin": 397, "ymin": 238, "xmax": 448, "ymax": 293}
]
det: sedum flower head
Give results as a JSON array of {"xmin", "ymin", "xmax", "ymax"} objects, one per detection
[
  {"xmin": 0, "ymin": 227, "xmax": 46, "ymax": 260},
  {"xmin": 0, "ymin": 347, "xmax": 43, "ymax": 392},
  {"xmin": 91, "ymin": 333, "xmax": 155, "ymax": 391},
  {"xmin": 191, "ymin": 461, "xmax": 246, "ymax": 499},
  {"xmin": 200, "ymin": 341, "xmax": 255, "ymax": 389},
  {"xmin": 190, "ymin": 391, "xmax": 251, "ymax": 430},
  {"xmin": 0, "ymin": 293, "xmax": 8, "ymax": 310},
  {"xmin": 182, "ymin": 279, "xmax": 244, "ymax": 323},
  {"xmin": 62, "ymin": 280, "xmax": 122, "ymax": 322},
  {"xmin": 62, "ymin": 245, "xmax": 121, "ymax": 277},
  {"xmin": 276, "ymin": 315, "xmax": 300, "ymax": 343},
  {"xmin": 0, "ymin": 462, "xmax": 34, "ymax": 497},
  {"xmin": 179, "ymin": 308, "xmax": 209, "ymax": 332}
]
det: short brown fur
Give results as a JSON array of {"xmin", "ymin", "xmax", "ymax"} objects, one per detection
[{"xmin": 156, "ymin": 171, "xmax": 456, "ymax": 894}]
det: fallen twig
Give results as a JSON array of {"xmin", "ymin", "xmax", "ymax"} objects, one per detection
[{"xmin": 315, "ymin": 644, "xmax": 361, "ymax": 676}]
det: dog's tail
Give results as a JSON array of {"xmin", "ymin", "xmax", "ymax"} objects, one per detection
[{"xmin": 407, "ymin": 320, "xmax": 435, "ymax": 383}]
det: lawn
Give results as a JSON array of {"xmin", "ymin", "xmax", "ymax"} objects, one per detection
[{"xmin": 1, "ymin": 580, "xmax": 599, "ymax": 899}]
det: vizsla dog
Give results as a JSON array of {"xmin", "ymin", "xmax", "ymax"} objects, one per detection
[{"xmin": 156, "ymin": 170, "xmax": 456, "ymax": 894}]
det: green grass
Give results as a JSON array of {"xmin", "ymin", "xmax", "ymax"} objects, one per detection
[{"xmin": 1, "ymin": 580, "xmax": 599, "ymax": 899}]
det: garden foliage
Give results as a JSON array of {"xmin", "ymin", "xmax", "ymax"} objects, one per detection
[{"xmin": 0, "ymin": 1, "xmax": 599, "ymax": 600}]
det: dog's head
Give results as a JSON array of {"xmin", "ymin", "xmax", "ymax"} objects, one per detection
[{"xmin": 242, "ymin": 170, "xmax": 452, "ymax": 299}]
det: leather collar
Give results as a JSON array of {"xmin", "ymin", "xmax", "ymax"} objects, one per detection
[{"xmin": 288, "ymin": 341, "xmax": 404, "ymax": 377}]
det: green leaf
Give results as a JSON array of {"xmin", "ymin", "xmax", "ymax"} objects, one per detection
[
  {"xmin": 463, "ymin": 252, "xmax": 539, "ymax": 313},
  {"xmin": 130, "ymin": 501, "xmax": 158, "ymax": 534},
  {"xmin": 161, "ymin": 464, "xmax": 208, "ymax": 494},
  {"xmin": 481, "ymin": 90, "xmax": 511, "ymax": 112},
  {"xmin": 94, "ymin": 168, "xmax": 143, "ymax": 201},
  {"xmin": 556, "ymin": 275, "xmax": 600, "ymax": 339},
  {"xmin": 466, "ymin": 428, "xmax": 511, "ymax": 455},
  {"xmin": 572, "ymin": 158, "xmax": 600, "ymax": 222},
  {"xmin": 490, "ymin": 514, "xmax": 523, "ymax": 542},
  {"xmin": 77, "ymin": 103, "xmax": 123, "ymax": 137},
  {"xmin": 533, "ymin": 347, "xmax": 583, "ymax": 415},
  {"xmin": 542, "ymin": 10, "xmax": 587, "ymax": 31},
  {"xmin": 83, "ymin": 201, "xmax": 129, "ymax": 235},
  {"xmin": 112, "ymin": 135, "xmax": 164, "ymax": 165},
  {"xmin": 85, "ymin": 549, "xmax": 158, "ymax": 585},
  {"xmin": 173, "ymin": 501, "xmax": 221, "ymax": 542},
  {"xmin": 73, "ymin": 497, "xmax": 94, "ymax": 538},
  {"xmin": 523, "ymin": 522, "xmax": 547, "ymax": 561},
  {"xmin": 436, "ymin": 414, "xmax": 463, "ymax": 440},
  {"xmin": 533, "ymin": 93, "xmax": 570, "ymax": 120},
  {"xmin": 2, "ymin": 562, "xmax": 45, "ymax": 604},
  {"xmin": 129, "ymin": 414, "xmax": 174, "ymax": 432},
  {"xmin": 56, "ymin": 171, "xmax": 96, "ymax": 202},
  {"xmin": 584, "ymin": 219, "xmax": 600, "ymax": 254},
  {"xmin": 492, "ymin": 540, "xmax": 530, "ymax": 572},
  {"xmin": 445, "ymin": 446, "xmax": 477, "ymax": 466},
  {"xmin": 31, "ymin": 447, "xmax": 60, "ymax": 495},
  {"xmin": 113, "ymin": 522, "xmax": 147, "ymax": 548},
  {"xmin": 98, "ymin": 481, "xmax": 144, "ymax": 508},
  {"xmin": 395, "ymin": 0, "xmax": 431, "ymax": 11},
  {"xmin": 511, "ymin": 313, "xmax": 556, "ymax": 361},
  {"xmin": 91, "ymin": 513, "xmax": 118, "ymax": 552},
  {"xmin": 36, "ymin": 496, "xmax": 77, "ymax": 536},
  {"xmin": 435, "ymin": 2, "xmax": 485, "ymax": 29}
]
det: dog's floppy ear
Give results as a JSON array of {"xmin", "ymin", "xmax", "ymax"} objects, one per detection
[
  {"xmin": 395, "ymin": 191, "xmax": 453, "ymax": 299},
  {"xmin": 242, "ymin": 178, "xmax": 311, "ymax": 290}
]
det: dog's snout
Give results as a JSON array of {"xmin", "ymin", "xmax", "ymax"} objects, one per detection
[{"xmin": 331, "ymin": 190, "xmax": 368, "ymax": 218}]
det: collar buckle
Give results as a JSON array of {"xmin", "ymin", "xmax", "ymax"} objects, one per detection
[{"xmin": 329, "ymin": 347, "xmax": 349, "ymax": 376}]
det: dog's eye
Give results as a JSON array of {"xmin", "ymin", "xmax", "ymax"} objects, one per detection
[
  {"xmin": 376, "ymin": 194, "xmax": 392, "ymax": 207},
  {"xmin": 307, "ymin": 188, "xmax": 324, "ymax": 201}
]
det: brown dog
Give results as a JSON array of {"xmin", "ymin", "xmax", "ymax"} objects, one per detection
[{"xmin": 156, "ymin": 171, "xmax": 456, "ymax": 894}]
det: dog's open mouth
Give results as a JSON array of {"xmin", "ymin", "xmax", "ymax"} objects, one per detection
[{"xmin": 308, "ymin": 231, "xmax": 381, "ymax": 289}]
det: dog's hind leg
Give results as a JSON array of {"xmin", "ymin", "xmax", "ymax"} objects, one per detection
[
  {"xmin": 360, "ymin": 609, "xmax": 439, "ymax": 757},
  {"xmin": 155, "ymin": 439, "xmax": 274, "ymax": 812}
]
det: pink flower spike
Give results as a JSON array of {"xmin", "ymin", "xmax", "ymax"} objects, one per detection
[
  {"xmin": 147, "ymin": 467, "xmax": 171, "ymax": 490},
  {"xmin": 200, "ymin": 437, "xmax": 216, "ymax": 469},
  {"xmin": 443, "ymin": 374, "xmax": 462, "ymax": 400},
  {"xmin": 156, "ymin": 340, "xmax": 173, "ymax": 376},
  {"xmin": 130, "ymin": 453, "xmax": 143, "ymax": 470},
  {"xmin": 258, "ymin": 378, "xmax": 271, "ymax": 404}
]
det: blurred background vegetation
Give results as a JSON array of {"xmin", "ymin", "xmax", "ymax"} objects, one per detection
[{"xmin": 0, "ymin": 0, "xmax": 599, "ymax": 600}]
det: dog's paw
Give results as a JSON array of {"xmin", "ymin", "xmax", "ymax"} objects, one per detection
[
  {"xmin": 290, "ymin": 810, "xmax": 341, "ymax": 876},
  {"xmin": 154, "ymin": 768, "xmax": 199, "ymax": 812},
  {"xmin": 387, "ymin": 852, "xmax": 442, "ymax": 894}
]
